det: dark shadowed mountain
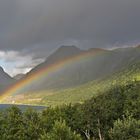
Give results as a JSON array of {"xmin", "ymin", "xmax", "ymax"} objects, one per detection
[
  {"xmin": 27, "ymin": 46, "xmax": 84, "ymax": 74},
  {"xmin": 13, "ymin": 74, "xmax": 25, "ymax": 80},
  {"xmin": 19, "ymin": 45, "xmax": 140, "ymax": 92},
  {"xmin": 0, "ymin": 67, "xmax": 15, "ymax": 91},
  {"xmin": 27, "ymin": 46, "xmax": 106, "ymax": 75}
]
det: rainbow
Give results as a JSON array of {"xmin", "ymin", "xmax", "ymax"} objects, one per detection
[{"xmin": 0, "ymin": 49, "xmax": 105, "ymax": 102}]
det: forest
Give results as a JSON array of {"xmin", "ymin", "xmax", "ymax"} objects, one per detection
[{"xmin": 0, "ymin": 80, "xmax": 139, "ymax": 140}]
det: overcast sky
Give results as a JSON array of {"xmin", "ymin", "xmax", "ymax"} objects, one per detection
[{"xmin": 0, "ymin": 0, "xmax": 140, "ymax": 76}]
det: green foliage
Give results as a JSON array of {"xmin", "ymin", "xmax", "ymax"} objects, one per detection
[
  {"xmin": 40, "ymin": 120, "xmax": 82, "ymax": 140},
  {"xmin": 123, "ymin": 82, "xmax": 140, "ymax": 118},
  {"xmin": 80, "ymin": 81, "xmax": 140, "ymax": 139},
  {"xmin": 39, "ymin": 81, "xmax": 140, "ymax": 140},
  {"xmin": 110, "ymin": 116, "xmax": 140, "ymax": 140},
  {"xmin": 0, "ymin": 106, "xmax": 24, "ymax": 140},
  {"xmin": 22, "ymin": 108, "xmax": 42, "ymax": 139},
  {"xmin": 40, "ymin": 104, "xmax": 84, "ymax": 136},
  {"xmin": 0, "ymin": 80, "xmax": 139, "ymax": 139},
  {"xmin": 40, "ymin": 106, "xmax": 64, "ymax": 133}
]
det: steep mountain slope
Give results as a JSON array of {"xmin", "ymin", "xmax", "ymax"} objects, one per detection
[
  {"xmin": 23, "ymin": 46, "xmax": 106, "ymax": 91},
  {"xmin": 13, "ymin": 74, "xmax": 25, "ymax": 80},
  {"xmin": 27, "ymin": 46, "xmax": 84, "ymax": 75},
  {"xmin": 0, "ymin": 67, "xmax": 15, "ymax": 91},
  {"xmin": 20, "ymin": 46, "xmax": 140, "ymax": 92}
]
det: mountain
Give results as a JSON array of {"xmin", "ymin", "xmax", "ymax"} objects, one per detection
[
  {"xmin": 27, "ymin": 45, "xmax": 84, "ymax": 74},
  {"xmin": 13, "ymin": 74, "xmax": 25, "ymax": 80},
  {"xmin": 27, "ymin": 46, "xmax": 106, "ymax": 75},
  {"xmin": 19, "ymin": 45, "xmax": 140, "ymax": 92},
  {"xmin": 0, "ymin": 67, "xmax": 15, "ymax": 91}
]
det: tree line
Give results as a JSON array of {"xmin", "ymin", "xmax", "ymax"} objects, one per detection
[{"xmin": 0, "ymin": 81, "xmax": 139, "ymax": 140}]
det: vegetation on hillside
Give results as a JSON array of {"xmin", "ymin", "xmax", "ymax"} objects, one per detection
[
  {"xmin": 0, "ymin": 80, "xmax": 139, "ymax": 139},
  {"xmin": 4, "ymin": 62, "xmax": 140, "ymax": 107}
]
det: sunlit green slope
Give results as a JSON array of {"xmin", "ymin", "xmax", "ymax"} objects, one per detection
[{"xmin": 4, "ymin": 62, "xmax": 140, "ymax": 106}]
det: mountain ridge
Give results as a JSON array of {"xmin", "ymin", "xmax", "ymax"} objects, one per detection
[
  {"xmin": 14, "ymin": 45, "xmax": 140, "ymax": 93},
  {"xmin": 0, "ymin": 67, "xmax": 16, "ymax": 91}
]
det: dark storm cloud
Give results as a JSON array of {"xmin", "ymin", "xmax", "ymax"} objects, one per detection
[
  {"xmin": 0, "ymin": 0, "xmax": 140, "ymax": 51},
  {"xmin": 0, "ymin": 0, "xmax": 140, "ymax": 75}
]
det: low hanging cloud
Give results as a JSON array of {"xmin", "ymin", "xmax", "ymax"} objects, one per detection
[
  {"xmin": 0, "ymin": 50, "xmax": 44, "ymax": 76},
  {"xmin": 0, "ymin": 0, "xmax": 140, "ymax": 75}
]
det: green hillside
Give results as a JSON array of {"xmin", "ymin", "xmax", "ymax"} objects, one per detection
[{"xmin": 4, "ymin": 62, "xmax": 140, "ymax": 106}]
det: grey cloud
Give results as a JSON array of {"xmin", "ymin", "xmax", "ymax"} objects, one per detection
[
  {"xmin": 0, "ymin": 49, "xmax": 44, "ymax": 76},
  {"xmin": 0, "ymin": 0, "xmax": 140, "ymax": 75},
  {"xmin": 15, "ymin": 59, "xmax": 44, "ymax": 69}
]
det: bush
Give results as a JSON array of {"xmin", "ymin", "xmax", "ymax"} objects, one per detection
[
  {"xmin": 110, "ymin": 116, "xmax": 140, "ymax": 140},
  {"xmin": 40, "ymin": 120, "xmax": 82, "ymax": 140}
]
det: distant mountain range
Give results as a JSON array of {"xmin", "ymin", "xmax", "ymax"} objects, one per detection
[
  {"xmin": 0, "ymin": 45, "xmax": 140, "ymax": 93},
  {"xmin": 0, "ymin": 67, "xmax": 15, "ymax": 91}
]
